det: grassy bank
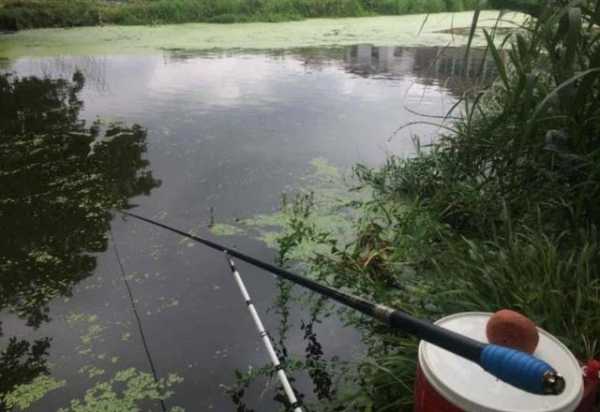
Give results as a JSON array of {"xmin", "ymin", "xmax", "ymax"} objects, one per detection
[
  {"xmin": 231, "ymin": 1, "xmax": 600, "ymax": 410},
  {"xmin": 0, "ymin": 0, "xmax": 484, "ymax": 30}
]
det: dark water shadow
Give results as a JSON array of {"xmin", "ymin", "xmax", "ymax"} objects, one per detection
[{"xmin": 0, "ymin": 70, "xmax": 160, "ymax": 409}]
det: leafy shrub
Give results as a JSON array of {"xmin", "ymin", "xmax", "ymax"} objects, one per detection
[{"xmin": 0, "ymin": 0, "xmax": 482, "ymax": 30}]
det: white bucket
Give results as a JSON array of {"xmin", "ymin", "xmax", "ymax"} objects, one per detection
[{"xmin": 418, "ymin": 312, "xmax": 584, "ymax": 412}]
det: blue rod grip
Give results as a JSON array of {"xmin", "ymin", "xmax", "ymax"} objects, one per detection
[{"xmin": 480, "ymin": 344, "xmax": 558, "ymax": 394}]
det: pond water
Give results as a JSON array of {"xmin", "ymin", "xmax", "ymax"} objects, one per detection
[{"xmin": 0, "ymin": 40, "xmax": 495, "ymax": 411}]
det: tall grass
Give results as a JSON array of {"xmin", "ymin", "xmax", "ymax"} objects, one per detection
[
  {"xmin": 250, "ymin": 0, "xmax": 600, "ymax": 409},
  {"xmin": 0, "ymin": 0, "xmax": 482, "ymax": 30},
  {"xmin": 353, "ymin": 0, "xmax": 599, "ymax": 407}
]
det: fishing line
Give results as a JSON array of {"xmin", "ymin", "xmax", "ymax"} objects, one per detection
[
  {"xmin": 119, "ymin": 210, "xmax": 566, "ymax": 396},
  {"xmin": 110, "ymin": 227, "xmax": 168, "ymax": 412}
]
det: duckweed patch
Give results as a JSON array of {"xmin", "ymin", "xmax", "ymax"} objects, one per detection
[
  {"xmin": 81, "ymin": 324, "xmax": 105, "ymax": 346},
  {"xmin": 238, "ymin": 158, "xmax": 370, "ymax": 265},
  {"xmin": 58, "ymin": 368, "xmax": 184, "ymax": 412},
  {"xmin": 4, "ymin": 375, "xmax": 66, "ymax": 411},
  {"xmin": 66, "ymin": 312, "xmax": 108, "ymax": 355},
  {"xmin": 78, "ymin": 365, "xmax": 105, "ymax": 379},
  {"xmin": 156, "ymin": 297, "xmax": 180, "ymax": 313},
  {"xmin": 0, "ymin": 11, "xmax": 526, "ymax": 59},
  {"xmin": 209, "ymin": 223, "xmax": 244, "ymax": 237}
]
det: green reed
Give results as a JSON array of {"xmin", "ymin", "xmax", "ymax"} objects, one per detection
[{"xmin": 247, "ymin": 1, "xmax": 600, "ymax": 410}]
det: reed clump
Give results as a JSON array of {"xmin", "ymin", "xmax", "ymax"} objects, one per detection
[{"xmin": 265, "ymin": 1, "xmax": 600, "ymax": 409}]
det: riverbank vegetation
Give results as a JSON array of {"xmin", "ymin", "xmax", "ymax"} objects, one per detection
[
  {"xmin": 242, "ymin": 1, "xmax": 600, "ymax": 410},
  {"xmin": 0, "ymin": 0, "xmax": 485, "ymax": 30}
]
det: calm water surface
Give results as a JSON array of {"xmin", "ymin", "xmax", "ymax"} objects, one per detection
[{"xmin": 0, "ymin": 45, "xmax": 492, "ymax": 411}]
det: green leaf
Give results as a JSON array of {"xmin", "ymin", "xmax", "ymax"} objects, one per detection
[
  {"xmin": 525, "ymin": 68, "xmax": 600, "ymax": 138},
  {"xmin": 483, "ymin": 29, "xmax": 509, "ymax": 90},
  {"xmin": 565, "ymin": 6, "xmax": 582, "ymax": 70},
  {"xmin": 463, "ymin": 3, "xmax": 481, "ymax": 74}
]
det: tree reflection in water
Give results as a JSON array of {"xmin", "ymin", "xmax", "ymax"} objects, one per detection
[{"xmin": 0, "ymin": 70, "xmax": 160, "ymax": 407}]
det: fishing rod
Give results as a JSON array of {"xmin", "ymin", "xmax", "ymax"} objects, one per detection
[
  {"xmin": 225, "ymin": 254, "xmax": 303, "ymax": 412},
  {"xmin": 120, "ymin": 210, "xmax": 566, "ymax": 396}
]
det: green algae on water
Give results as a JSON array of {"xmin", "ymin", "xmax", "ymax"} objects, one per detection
[
  {"xmin": 58, "ymin": 368, "xmax": 184, "ymax": 412},
  {"xmin": 4, "ymin": 376, "xmax": 66, "ymax": 411},
  {"xmin": 0, "ymin": 11, "xmax": 526, "ymax": 59},
  {"xmin": 237, "ymin": 158, "xmax": 369, "ymax": 263},
  {"xmin": 308, "ymin": 157, "xmax": 341, "ymax": 180},
  {"xmin": 209, "ymin": 223, "xmax": 244, "ymax": 236},
  {"xmin": 65, "ymin": 312, "xmax": 108, "ymax": 355},
  {"xmin": 78, "ymin": 365, "xmax": 105, "ymax": 379}
]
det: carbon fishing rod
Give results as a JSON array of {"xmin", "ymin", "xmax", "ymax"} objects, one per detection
[{"xmin": 120, "ymin": 210, "xmax": 566, "ymax": 396}]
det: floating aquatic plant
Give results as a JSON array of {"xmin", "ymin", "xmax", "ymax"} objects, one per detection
[
  {"xmin": 4, "ymin": 375, "xmax": 66, "ymax": 411},
  {"xmin": 58, "ymin": 368, "xmax": 184, "ymax": 412}
]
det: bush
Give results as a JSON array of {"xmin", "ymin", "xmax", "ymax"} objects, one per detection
[
  {"xmin": 0, "ymin": 0, "xmax": 102, "ymax": 29},
  {"xmin": 424, "ymin": 0, "xmax": 445, "ymax": 13},
  {"xmin": 0, "ymin": 0, "xmax": 482, "ymax": 30}
]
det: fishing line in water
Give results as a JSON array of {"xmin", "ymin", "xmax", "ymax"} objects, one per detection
[{"xmin": 110, "ymin": 227, "xmax": 168, "ymax": 412}]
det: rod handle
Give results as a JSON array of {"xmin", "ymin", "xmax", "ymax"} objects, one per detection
[{"xmin": 480, "ymin": 344, "xmax": 565, "ymax": 395}]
